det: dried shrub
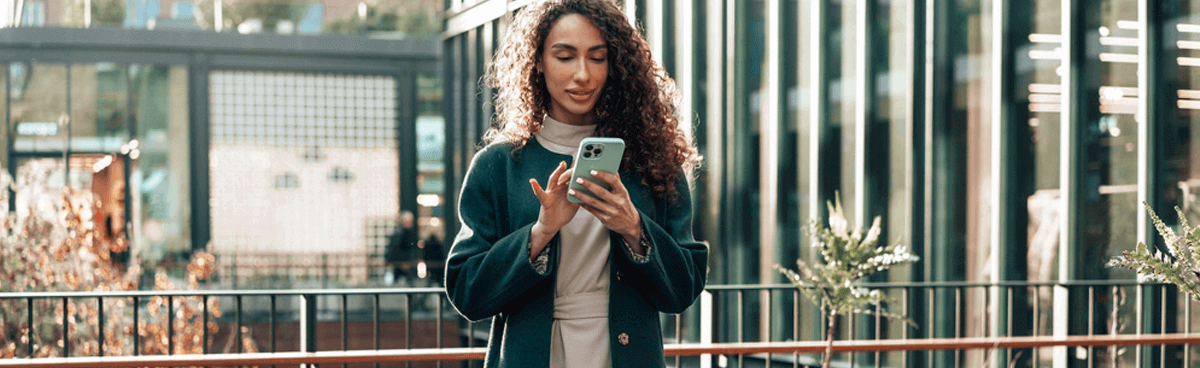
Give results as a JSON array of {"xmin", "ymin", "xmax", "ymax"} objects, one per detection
[{"xmin": 0, "ymin": 159, "xmax": 243, "ymax": 359}]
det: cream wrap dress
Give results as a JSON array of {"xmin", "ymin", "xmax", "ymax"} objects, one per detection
[{"xmin": 534, "ymin": 116, "xmax": 614, "ymax": 368}]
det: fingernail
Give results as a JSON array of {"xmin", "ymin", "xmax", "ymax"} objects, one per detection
[
  {"xmin": 590, "ymin": 170, "xmax": 598, "ymax": 176},
  {"xmin": 568, "ymin": 189, "xmax": 576, "ymax": 195},
  {"xmin": 576, "ymin": 178, "xmax": 584, "ymax": 184}
]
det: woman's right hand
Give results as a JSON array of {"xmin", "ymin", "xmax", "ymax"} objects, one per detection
[{"xmin": 528, "ymin": 161, "xmax": 580, "ymax": 261}]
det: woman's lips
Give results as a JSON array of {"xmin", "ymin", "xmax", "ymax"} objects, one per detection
[{"xmin": 567, "ymin": 89, "xmax": 594, "ymax": 101}]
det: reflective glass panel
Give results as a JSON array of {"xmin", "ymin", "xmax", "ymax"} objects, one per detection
[{"xmin": 132, "ymin": 65, "xmax": 190, "ymax": 259}]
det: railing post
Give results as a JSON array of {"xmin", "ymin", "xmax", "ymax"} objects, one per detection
[
  {"xmin": 700, "ymin": 290, "xmax": 712, "ymax": 368},
  {"xmin": 302, "ymin": 293, "xmax": 318, "ymax": 356}
]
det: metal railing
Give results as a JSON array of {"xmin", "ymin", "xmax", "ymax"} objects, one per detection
[{"xmin": 0, "ymin": 280, "xmax": 1196, "ymax": 367}]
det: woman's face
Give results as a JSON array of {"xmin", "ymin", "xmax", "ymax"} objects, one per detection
[{"xmin": 537, "ymin": 13, "xmax": 609, "ymax": 126}]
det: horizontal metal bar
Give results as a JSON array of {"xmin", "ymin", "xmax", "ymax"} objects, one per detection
[
  {"xmin": 0, "ymin": 287, "xmax": 448, "ymax": 299},
  {"xmin": 664, "ymin": 334, "xmax": 1200, "ymax": 355},
  {"xmin": 6, "ymin": 334, "xmax": 1200, "ymax": 367},
  {"xmin": 0, "ymin": 28, "xmax": 440, "ymax": 60},
  {"xmin": 0, "ymin": 280, "xmax": 1169, "ymax": 299},
  {"xmin": 704, "ymin": 280, "xmax": 1166, "ymax": 291}
]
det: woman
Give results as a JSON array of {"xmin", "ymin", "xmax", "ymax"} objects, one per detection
[{"xmin": 444, "ymin": 0, "xmax": 706, "ymax": 367}]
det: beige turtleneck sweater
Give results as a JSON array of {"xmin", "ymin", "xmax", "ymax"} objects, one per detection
[{"xmin": 534, "ymin": 116, "xmax": 613, "ymax": 368}]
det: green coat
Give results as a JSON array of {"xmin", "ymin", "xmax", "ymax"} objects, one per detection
[{"xmin": 445, "ymin": 138, "xmax": 709, "ymax": 368}]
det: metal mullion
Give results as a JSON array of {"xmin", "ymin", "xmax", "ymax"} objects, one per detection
[
  {"xmin": 674, "ymin": 0, "xmax": 693, "ymax": 143},
  {"xmin": 990, "ymin": 0, "xmax": 1013, "ymax": 366},
  {"xmin": 925, "ymin": 1, "xmax": 949, "ymax": 365},
  {"xmin": 1137, "ymin": 0, "xmax": 1158, "ymax": 257},
  {"xmin": 725, "ymin": 0, "xmax": 748, "ymax": 287},
  {"xmin": 1054, "ymin": 0, "xmax": 1082, "ymax": 366},
  {"xmin": 905, "ymin": 0, "xmax": 925, "ymax": 363},
  {"xmin": 1138, "ymin": 5, "xmax": 1163, "ymax": 366},
  {"xmin": 646, "ymin": 0, "xmax": 662, "ymax": 65},
  {"xmin": 188, "ymin": 53, "xmax": 210, "ymax": 253},
  {"xmin": 810, "ymin": 0, "xmax": 827, "ymax": 251},
  {"xmin": 922, "ymin": 0, "xmax": 936, "ymax": 290},
  {"xmin": 704, "ymin": 0, "xmax": 724, "ymax": 279},
  {"xmin": 441, "ymin": 35, "xmax": 459, "ymax": 242},
  {"xmin": 760, "ymin": 0, "xmax": 782, "ymax": 343},
  {"xmin": 853, "ymin": 0, "xmax": 872, "ymax": 226},
  {"xmin": 625, "ymin": 0, "xmax": 637, "ymax": 28}
]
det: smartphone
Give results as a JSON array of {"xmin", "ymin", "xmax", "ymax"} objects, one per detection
[{"xmin": 568, "ymin": 137, "xmax": 626, "ymax": 203}]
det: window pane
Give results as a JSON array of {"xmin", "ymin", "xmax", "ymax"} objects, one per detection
[
  {"xmin": 70, "ymin": 63, "xmax": 129, "ymax": 156},
  {"xmin": 208, "ymin": 70, "xmax": 399, "ymax": 287},
  {"xmin": 133, "ymin": 65, "xmax": 191, "ymax": 257},
  {"xmin": 11, "ymin": 63, "xmax": 69, "ymax": 159},
  {"xmin": 416, "ymin": 72, "xmax": 445, "ymax": 282}
]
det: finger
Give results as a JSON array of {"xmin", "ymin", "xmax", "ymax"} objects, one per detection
[
  {"xmin": 530, "ymin": 178, "xmax": 546, "ymax": 201},
  {"xmin": 555, "ymin": 168, "xmax": 575, "ymax": 189},
  {"xmin": 575, "ymin": 176, "xmax": 620, "ymax": 204},
  {"xmin": 589, "ymin": 169, "xmax": 619, "ymax": 186},
  {"xmin": 548, "ymin": 161, "xmax": 568, "ymax": 184},
  {"xmin": 567, "ymin": 188, "xmax": 600, "ymax": 208}
]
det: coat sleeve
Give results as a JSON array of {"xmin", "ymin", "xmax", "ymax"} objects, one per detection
[
  {"xmin": 614, "ymin": 175, "xmax": 709, "ymax": 314},
  {"xmin": 444, "ymin": 147, "xmax": 557, "ymax": 322}
]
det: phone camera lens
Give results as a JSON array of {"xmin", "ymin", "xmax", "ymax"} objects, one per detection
[
  {"xmin": 584, "ymin": 144, "xmax": 594, "ymax": 151},
  {"xmin": 582, "ymin": 152, "xmax": 592, "ymax": 158}
]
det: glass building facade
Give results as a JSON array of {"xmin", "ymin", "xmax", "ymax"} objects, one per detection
[{"xmin": 441, "ymin": 0, "xmax": 1200, "ymax": 366}]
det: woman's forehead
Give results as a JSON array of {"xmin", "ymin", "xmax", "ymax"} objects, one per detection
[{"xmin": 544, "ymin": 13, "xmax": 607, "ymax": 50}]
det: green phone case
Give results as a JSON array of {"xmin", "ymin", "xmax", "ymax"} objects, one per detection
[{"xmin": 568, "ymin": 137, "xmax": 626, "ymax": 203}]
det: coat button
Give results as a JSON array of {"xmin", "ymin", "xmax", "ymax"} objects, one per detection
[
  {"xmin": 616, "ymin": 271, "xmax": 624, "ymax": 282},
  {"xmin": 618, "ymin": 333, "xmax": 630, "ymax": 346}
]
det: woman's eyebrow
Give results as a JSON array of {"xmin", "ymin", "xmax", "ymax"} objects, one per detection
[{"xmin": 550, "ymin": 43, "xmax": 607, "ymax": 51}]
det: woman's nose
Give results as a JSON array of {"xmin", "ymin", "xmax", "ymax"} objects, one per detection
[{"xmin": 572, "ymin": 60, "xmax": 590, "ymax": 83}]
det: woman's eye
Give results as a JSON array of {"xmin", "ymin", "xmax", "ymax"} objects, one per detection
[{"xmin": 557, "ymin": 56, "xmax": 572, "ymax": 61}]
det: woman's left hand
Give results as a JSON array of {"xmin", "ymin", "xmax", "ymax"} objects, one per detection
[{"xmin": 569, "ymin": 170, "xmax": 644, "ymax": 253}]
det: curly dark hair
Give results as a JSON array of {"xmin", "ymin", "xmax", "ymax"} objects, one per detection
[{"xmin": 481, "ymin": 0, "xmax": 701, "ymax": 200}]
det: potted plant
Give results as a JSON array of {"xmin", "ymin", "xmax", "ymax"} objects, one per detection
[{"xmin": 774, "ymin": 193, "xmax": 919, "ymax": 368}]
